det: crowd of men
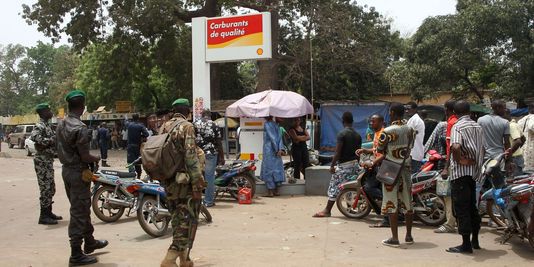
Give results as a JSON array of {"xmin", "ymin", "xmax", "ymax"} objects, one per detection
[
  {"xmin": 25, "ymin": 88, "xmax": 534, "ymax": 265},
  {"xmin": 313, "ymin": 99, "xmax": 534, "ymax": 252},
  {"xmin": 29, "ymin": 91, "xmax": 213, "ymax": 266}
]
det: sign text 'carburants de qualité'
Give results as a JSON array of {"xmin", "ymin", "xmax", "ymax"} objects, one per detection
[{"xmin": 205, "ymin": 13, "xmax": 272, "ymax": 63}]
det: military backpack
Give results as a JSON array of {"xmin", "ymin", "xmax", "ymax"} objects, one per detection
[{"xmin": 141, "ymin": 118, "xmax": 185, "ymax": 180}]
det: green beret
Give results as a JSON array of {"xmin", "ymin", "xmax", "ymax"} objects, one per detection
[
  {"xmin": 172, "ymin": 98, "xmax": 190, "ymax": 107},
  {"xmin": 35, "ymin": 103, "xmax": 50, "ymax": 112},
  {"xmin": 65, "ymin": 90, "xmax": 86, "ymax": 102}
]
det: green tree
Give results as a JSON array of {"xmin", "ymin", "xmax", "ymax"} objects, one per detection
[
  {"xmin": 388, "ymin": 0, "xmax": 534, "ymax": 102},
  {"xmin": 0, "ymin": 44, "xmax": 28, "ymax": 115}
]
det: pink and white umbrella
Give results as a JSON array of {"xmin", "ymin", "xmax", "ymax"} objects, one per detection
[{"xmin": 226, "ymin": 90, "xmax": 313, "ymax": 118}]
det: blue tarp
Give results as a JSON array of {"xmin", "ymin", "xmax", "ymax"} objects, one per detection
[
  {"xmin": 319, "ymin": 103, "xmax": 391, "ymax": 149},
  {"xmin": 511, "ymin": 108, "xmax": 528, "ymax": 117}
]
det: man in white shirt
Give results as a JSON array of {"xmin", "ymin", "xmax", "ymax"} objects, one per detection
[
  {"xmin": 518, "ymin": 103, "xmax": 534, "ymax": 172},
  {"xmin": 406, "ymin": 102, "xmax": 425, "ymax": 173}
]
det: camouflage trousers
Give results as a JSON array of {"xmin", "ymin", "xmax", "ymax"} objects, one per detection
[
  {"xmin": 34, "ymin": 155, "xmax": 55, "ymax": 208},
  {"xmin": 164, "ymin": 181, "xmax": 199, "ymax": 252}
]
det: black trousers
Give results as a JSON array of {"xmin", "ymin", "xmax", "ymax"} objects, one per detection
[
  {"xmin": 451, "ymin": 176, "xmax": 481, "ymax": 235},
  {"xmin": 99, "ymin": 140, "xmax": 108, "ymax": 160},
  {"xmin": 291, "ymin": 145, "xmax": 309, "ymax": 179},
  {"xmin": 62, "ymin": 166, "xmax": 95, "ymax": 247},
  {"xmin": 127, "ymin": 144, "xmax": 142, "ymax": 176}
]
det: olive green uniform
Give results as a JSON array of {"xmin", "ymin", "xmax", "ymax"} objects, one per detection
[
  {"xmin": 162, "ymin": 113, "xmax": 205, "ymax": 251},
  {"xmin": 56, "ymin": 112, "xmax": 96, "ymax": 248}
]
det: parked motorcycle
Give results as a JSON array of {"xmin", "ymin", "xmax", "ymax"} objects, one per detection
[
  {"xmin": 481, "ymin": 178, "xmax": 534, "ymax": 248},
  {"xmin": 214, "ymin": 160, "xmax": 257, "ymax": 199},
  {"xmin": 420, "ymin": 149, "xmax": 445, "ymax": 172},
  {"xmin": 126, "ymin": 181, "xmax": 213, "ymax": 237},
  {"xmin": 336, "ymin": 156, "xmax": 446, "ymax": 226},
  {"xmin": 91, "ymin": 158, "xmax": 143, "ymax": 223}
]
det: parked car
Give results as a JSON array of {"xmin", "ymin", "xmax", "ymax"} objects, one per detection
[
  {"xmin": 7, "ymin": 124, "xmax": 34, "ymax": 149},
  {"xmin": 24, "ymin": 138, "xmax": 36, "ymax": 156}
]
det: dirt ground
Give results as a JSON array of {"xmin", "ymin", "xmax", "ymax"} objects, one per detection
[{"xmin": 1, "ymin": 142, "xmax": 533, "ymax": 267}]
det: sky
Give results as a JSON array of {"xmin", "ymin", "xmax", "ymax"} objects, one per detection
[{"xmin": 0, "ymin": 0, "xmax": 457, "ymax": 47}]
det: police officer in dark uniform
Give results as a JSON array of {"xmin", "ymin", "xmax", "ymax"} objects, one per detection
[{"xmin": 56, "ymin": 90, "xmax": 108, "ymax": 266}]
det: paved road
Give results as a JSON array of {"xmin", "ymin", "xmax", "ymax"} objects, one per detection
[{"xmin": 1, "ymin": 142, "xmax": 533, "ymax": 266}]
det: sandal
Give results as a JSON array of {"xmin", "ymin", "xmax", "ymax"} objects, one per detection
[
  {"xmin": 381, "ymin": 238, "xmax": 400, "ymax": 248},
  {"xmin": 434, "ymin": 225, "xmax": 455, "ymax": 233},
  {"xmin": 405, "ymin": 236, "xmax": 414, "ymax": 245},
  {"xmin": 446, "ymin": 245, "xmax": 473, "ymax": 254},
  {"xmin": 369, "ymin": 222, "xmax": 390, "ymax": 228},
  {"xmin": 312, "ymin": 211, "xmax": 331, "ymax": 218}
]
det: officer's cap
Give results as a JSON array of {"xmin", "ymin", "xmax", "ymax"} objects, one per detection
[
  {"xmin": 35, "ymin": 103, "xmax": 50, "ymax": 112},
  {"xmin": 65, "ymin": 90, "xmax": 86, "ymax": 102},
  {"xmin": 172, "ymin": 98, "xmax": 190, "ymax": 107}
]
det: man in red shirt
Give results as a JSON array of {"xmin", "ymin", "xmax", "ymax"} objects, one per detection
[{"xmin": 435, "ymin": 99, "xmax": 458, "ymax": 233}]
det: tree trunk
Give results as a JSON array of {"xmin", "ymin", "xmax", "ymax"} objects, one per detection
[{"xmin": 255, "ymin": 9, "xmax": 280, "ymax": 92}]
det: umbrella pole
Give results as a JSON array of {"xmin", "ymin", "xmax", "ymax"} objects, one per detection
[{"xmin": 224, "ymin": 115, "xmax": 229, "ymax": 160}]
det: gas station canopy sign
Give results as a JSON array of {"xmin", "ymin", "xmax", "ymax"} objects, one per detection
[{"xmin": 205, "ymin": 13, "xmax": 272, "ymax": 63}]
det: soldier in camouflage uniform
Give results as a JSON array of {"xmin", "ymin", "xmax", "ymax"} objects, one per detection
[
  {"xmin": 160, "ymin": 98, "xmax": 206, "ymax": 267},
  {"xmin": 31, "ymin": 103, "xmax": 62, "ymax": 225}
]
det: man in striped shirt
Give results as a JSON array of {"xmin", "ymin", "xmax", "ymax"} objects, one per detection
[{"xmin": 446, "ymin": 100, "xmax": 485, "ymax": 254}]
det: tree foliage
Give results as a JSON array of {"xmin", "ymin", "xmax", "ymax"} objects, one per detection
[
  {"xmin": 0, "ymin": 42, "xmax": 77, "ymax": 116},
  {"xmin": 22, "ymin": 0, "xmax": 401, "ymax": 105},
  {"xmin": 388, "ymin": 0, "xmax": 534, "ymax": 102}
]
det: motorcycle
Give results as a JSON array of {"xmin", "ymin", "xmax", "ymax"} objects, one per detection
[
  {"xmin": 420, "ymin": 149, "xmax": 445, "ymax": 172},
  {"xmin": 91, "ymin": 158, "xmax": 144, "ymax": 223},
  {"xmin": 336, "ymin": 154, "xmax": 446, "ymax": 226},
  {"xmin": 126, "ymin": 181, "xmax": 213, "ymax": 237},
  {"xmin": 214, "ymin": 160, "xmax": 257, "ymax": 200},
  {"xmin": 481, "ymin": 177, "xmax": 534, "ymax": 248}
]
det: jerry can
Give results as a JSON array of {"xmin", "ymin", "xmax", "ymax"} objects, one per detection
[{"xmin": 238, "ymin": 187, "xmax": 252, "ymax": 204}]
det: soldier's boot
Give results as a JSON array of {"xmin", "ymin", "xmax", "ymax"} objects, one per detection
[
  {"xmin": 178, "ymin": 250, "xmax": 194, "ymax": 267},
  {"xmin": 48, "ymin": 204, "xmax": 63, "ymax": 220},
  {"xmin": 84, "ymin": 239, "xmax": 109, "ymax": 254},
  {"xmin": 69, "ymin": 246, "xmax": 97, "ymax": 266},
  {"xmin": 101, "ymin": 160, "xmax": 111, "ymax": 167},
  {"xmin": 160, "ymin": 249, "xmax": 179, "ymax": 267},
  {"xmin": 38, "ymin": 207, "xmax": 58, "ymax": 225}
]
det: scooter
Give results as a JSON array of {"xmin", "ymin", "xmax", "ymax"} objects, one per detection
[
  {"xmin": 214, "ymin": 160, "xmax": 257, "ymax": 200},
  {"xmin": 90, "ymin": 158, "xmax": 144, "ymax": 223},
  {"xmin": 336, "ymin": 155, "xmax": 446, "ymax": 226},
  {"xmin": 126, "ymin": 181, "xmax": 213, "ymax": 237},
  {"xmin": 481, "ymin": 177, "xmax": 534, "ymax": 248}
]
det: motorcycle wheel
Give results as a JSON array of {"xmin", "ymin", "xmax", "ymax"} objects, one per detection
[
  {"xmin": 199, "ymin": 205, "xmax": 213, "ymax": 223},
  {"xmin": 486, "ymin": 199, "xmax": 508, "ymax": 228},
  {"xmin": 336, "ymin": 188, "xmax": 372, "ymax": 219},
  {"xmin": 91, "ymin": 186, "xmax": 126, "ymax": 223},
  {"xmin": 228, "ymin": 174, "xmax": 256, "ymax": 200},
  {"xmin": 137, "ymin": 196, "xmax": 170, "ymax": 238},
  {"xmin": 415, "ymin": 191, "xmax": 446, "ymax": 226}
]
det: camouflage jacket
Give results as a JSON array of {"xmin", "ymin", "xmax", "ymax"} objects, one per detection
[
  {"xmin": 162, "ymin": 113, "xmax": 205, "ymax": 191},
  {"xmin": 30, "ymin": 118, "xmax": 56, "ymax": 157}
]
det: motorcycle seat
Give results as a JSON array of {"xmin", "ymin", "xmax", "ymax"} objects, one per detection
[
  {"xmin": 499, "ymin": 185, "xmax": 514, "ymax": 198},
  {"xmin": 100, "ymin": 170, "xmax": 137, "ymax": 178}
]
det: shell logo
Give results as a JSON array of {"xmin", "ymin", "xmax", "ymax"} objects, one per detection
[{"xmin": 256, "ymin": 48, "xmax": 264, "ymax": 55}]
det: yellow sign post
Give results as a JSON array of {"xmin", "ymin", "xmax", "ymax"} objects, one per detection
[{"xmin": 115, "ymin": 101, "xmax": 132, "ymax": 113}]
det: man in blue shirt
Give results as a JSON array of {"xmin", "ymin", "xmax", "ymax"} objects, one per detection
[
  {"xmin": 127, "ymin": 114, "xmax": 149, "ymax": 178},
  {"xmin": 97, "ymin": 123, "xmax": 111, "ymax": 167}
]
